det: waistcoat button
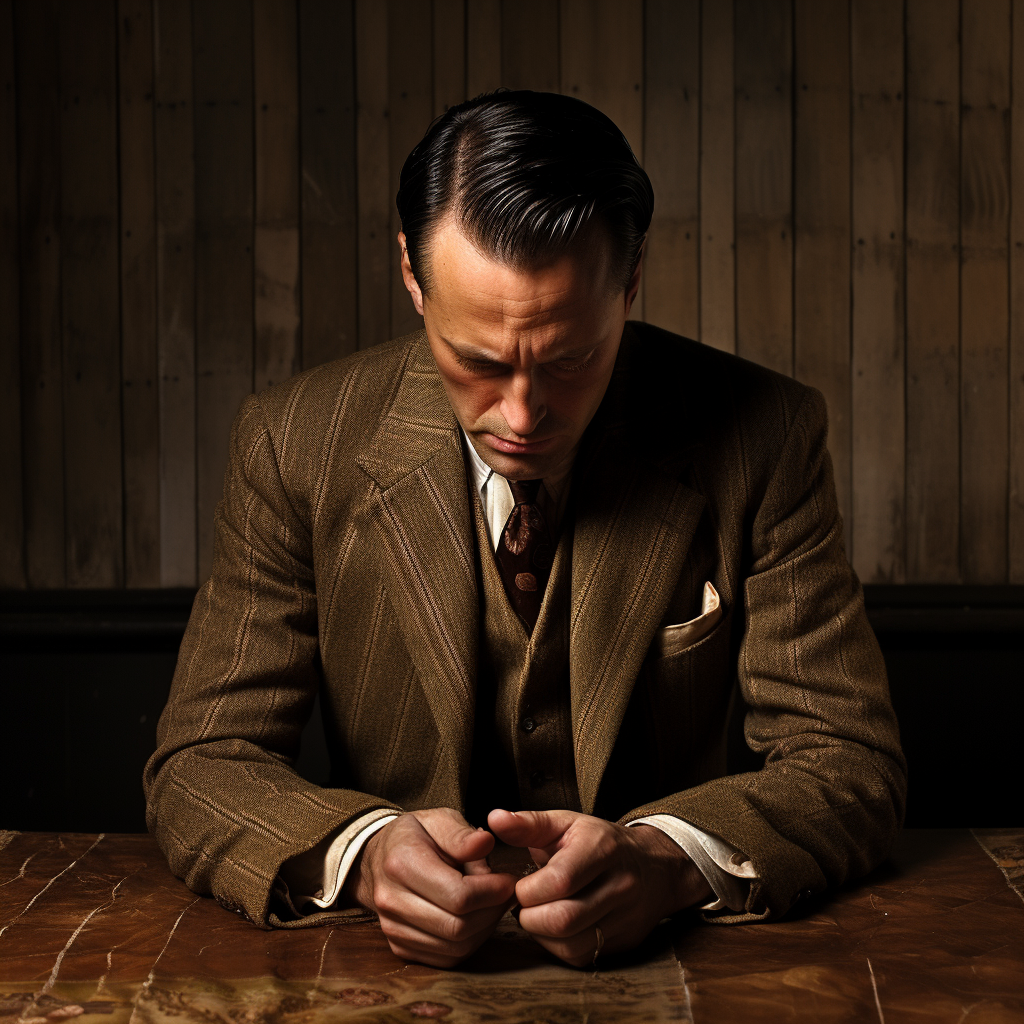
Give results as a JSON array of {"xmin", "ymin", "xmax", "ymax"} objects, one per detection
[
  {"xmin": 529, "ymin": 769, "xmax": 546, "ymax": 788},
  {"xmin": 521, "ymin": 716, "xmax": 536, "ymax": 732}
]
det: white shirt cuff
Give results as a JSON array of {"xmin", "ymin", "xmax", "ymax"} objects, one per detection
[
  {"xmin": 629, "ymin": 814, "xmax": 757, "ymax": 913},
  {"xmin": 282, "ymin": 809, "xmax": 399, "ymax": 910}
]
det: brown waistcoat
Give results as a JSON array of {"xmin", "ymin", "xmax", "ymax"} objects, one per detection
[{"xmin": 464, "ymin": 483, "xmax": 581, "ymax": 825}]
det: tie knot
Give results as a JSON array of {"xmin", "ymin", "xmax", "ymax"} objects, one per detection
[{"xmin": 508, "ymin": 478, "xmax": 542, "ymax": 506}]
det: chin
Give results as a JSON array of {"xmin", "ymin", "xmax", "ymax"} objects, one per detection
[
  {"xmin": 494, "ymin": 452, "xmax": 563, "ymax": 481},
  {"xmin": 469, "ymin": 429, "xmax": 574, "ymax": 480}
]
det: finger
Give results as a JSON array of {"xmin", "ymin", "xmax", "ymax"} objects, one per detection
[
  {"xmin": 487, "ymin": 808, "xmax": 579, "ymax": 851},
  {"xmin": 525, "ymin": 913, "xmax": 618, "ymax": 969},
  {"xmin": 378, "ymin": 914, "xmax": 486, "ymax": 969},
  {"xmin": 391, "ymin": 839, "xmax": 517, "ymax": 914},
  {"xmin": 404, "ymin": 861, "xmax": 517, "ymax": 916},
  {"xmin": 517, "ymin": 871, "xmax": 624, "ymax": 939},
  {"xmin": 415, "ymin": 809, "xmax": 495, "ymax": 865},
  {"xmin": 376, "ymin": 887, "xmax": 513, "ymax": 949},
  {"xmin": 515, "ymin": 840, "xmax": 608, "ymax": 908},
  {"xmin": 463, "ymin": 857, "xmax": 492, "ymax": 876},
  {"xmin": 530, "ymin": 926, "xmax": 606, "ymax": 969}
]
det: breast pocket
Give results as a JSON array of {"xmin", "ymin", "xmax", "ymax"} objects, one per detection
[
  {"xmin": 655, "ymin": 581, "xmax": 723, "ymax": 657},
  {"xmin": 597, "ymin": 583, "xmax": 733, "ymax": 818},
  {"xmin": 645, "ymin": 581, "xmax": 734, "ymax": 787}
]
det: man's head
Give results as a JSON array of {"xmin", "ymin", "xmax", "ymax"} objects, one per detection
[{"xmin": 396, "ymin": 91, "xmax": 654, "ymax": 481}]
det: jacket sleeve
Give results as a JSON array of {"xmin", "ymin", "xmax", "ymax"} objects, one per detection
[
  {"xmin": 143, "ymin": 394, "xmax": 400, "ymax": 929},
  {"xmin": 620, "ymin": 386, "xmax": 907, "ymax": 923}
]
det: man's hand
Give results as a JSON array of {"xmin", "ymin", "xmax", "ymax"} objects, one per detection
[
  {"xmin": 343, "ymin": 808, "xmax": 517, "ymax": 968},
  {"xmin": 488, "ymin": 808, "xmax": 713, "ymax": 967}
]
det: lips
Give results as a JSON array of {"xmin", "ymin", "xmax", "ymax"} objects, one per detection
[{"xmin": 482, "ymin": 433, "xmax": 556, "ymax": 455}]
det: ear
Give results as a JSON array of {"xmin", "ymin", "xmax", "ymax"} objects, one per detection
[
  {"xmin": 623, "ymin": 237, "xmax": 645, "ymax": 318},
  {"xmin": 398, "ymin": 232, "xmax": 424, "ymax": 315}
]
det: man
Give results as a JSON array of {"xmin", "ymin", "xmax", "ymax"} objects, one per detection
[{"xmin": 144, "ymin": 91, "xmax": 906, "ymax": 970}]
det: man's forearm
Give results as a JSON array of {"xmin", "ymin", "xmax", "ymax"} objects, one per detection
[
  {"xmin": 627, "ymin": 824, "xmax": 715, "ymax": 914},
  {"xmin": 278, "ymin": 809, "xmax": 399, "ymax": 911},
  {"xmin": 628, "ymin": 815, "xmax": 755, "ymax": 913}
]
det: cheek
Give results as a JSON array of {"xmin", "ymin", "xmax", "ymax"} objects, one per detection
[
  {"xmin": 539, "ymin": 387, "xmax": 588, "ymax": 437},
  {"xmin": 443, "ymin": 374, "xmax": 502, "ymax": 423},
  {"xmin": 549, "ymin": 372, "xmax": 611, "ymax": 424}
]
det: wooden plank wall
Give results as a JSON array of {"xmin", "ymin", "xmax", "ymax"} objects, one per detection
[{"xmin": 1, "ymin": 0, "xmax": 1022, "ymax": 587}]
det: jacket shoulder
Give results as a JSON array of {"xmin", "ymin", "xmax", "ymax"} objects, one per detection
[
  {"xmin": 623, "ymin": 321, "xmax": 829, "ymax": 502},
  {"xmin": 626, "ymin": 321, "xmax": 820, "ymax": 426},
  {"xmin": 626, "ymin": 320, "xmax": 825, "ymax": 447},
  {"xmin": 255, "ymin": 332, "xmax": 417, "ymax": 438},
  {"xmin": 233, "ymin": 332, "xmax": 423, "ymax": 522}
]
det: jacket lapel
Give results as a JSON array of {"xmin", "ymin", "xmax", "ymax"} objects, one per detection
[
  {"xmin": 568, "ymin": 332, "xmax": 707, "ymax": 814},
  {"xmin": 356, "ymin": 336, "xmax": 479, "ymax": 793}
]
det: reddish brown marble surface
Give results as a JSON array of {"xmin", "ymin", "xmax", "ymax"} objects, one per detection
[{"xmin": 0, "ymin": 828, "xmax": 1020, "ymax": 1022}]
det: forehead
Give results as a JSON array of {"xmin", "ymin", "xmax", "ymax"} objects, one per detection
[{"xmin": 425, "ymin": 218, "xmax": 616, "ymax": 345}]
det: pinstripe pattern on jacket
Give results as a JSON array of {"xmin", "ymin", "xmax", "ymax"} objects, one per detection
[{"xmin": 144, "ymin": 322, "xmax": 906, "ymax": 929}]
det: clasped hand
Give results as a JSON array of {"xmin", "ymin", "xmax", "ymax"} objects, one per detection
[{"xmin": 344, "ymin": 806, "xmax": 710, "ymax": 968}]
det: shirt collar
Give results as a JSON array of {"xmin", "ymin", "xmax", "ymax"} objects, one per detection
[{"xmin": 461, "ymin": 428, "xmax": 495, "ymax": 495}]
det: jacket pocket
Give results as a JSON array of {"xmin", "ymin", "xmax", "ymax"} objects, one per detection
[
  {"xmin": 604, "ymin": 589, "xmax": 734, "ymax": 808},
  {"xmin": 654, "ymin": 581, "xmax": 723, "ymax": 657}
]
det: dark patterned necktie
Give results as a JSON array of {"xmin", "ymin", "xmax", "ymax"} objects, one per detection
[{"xmin": 495, "ymin": 479, "xmax": 554, "ymax": 633}]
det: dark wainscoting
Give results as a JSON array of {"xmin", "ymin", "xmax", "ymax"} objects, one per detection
[{"xmin": 1, "ymin": 586, "xmax": 1021, "ymax": 833}]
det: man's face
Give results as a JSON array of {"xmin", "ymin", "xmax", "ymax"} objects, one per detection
[{"xmin": 400, "ymin": 218, "xmax": 641, "ymax": 481}]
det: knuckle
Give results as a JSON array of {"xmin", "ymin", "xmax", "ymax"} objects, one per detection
[
  {"xmin": 612, "ymin": 869, "xmax": 637, "ymax": 898},
  {"xmin": 381, "ymin": 849, "xmax": 405, "ymax": 879},
  {"xmin": 446, "ymin": 889, "xmax": 473, "ymax": 916},
  {"xmin": 439, "ymin": 914, "xmax": 469, "ymax": 943},
  {"xmin": 547, "ymin": 866, "xmax": 573, "ymax": 899},
  {"xmin": 373, "ymin": 885, "xmax": 397, "ymax": 914},
  {"xmin": 547, "ymin": 902, "xmax": 579, "ymax": 938}
]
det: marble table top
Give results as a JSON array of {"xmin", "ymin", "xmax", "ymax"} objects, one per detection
[{"xmin": 0, "ymin": 827, "xmax": 1021, "ymax": 1023}]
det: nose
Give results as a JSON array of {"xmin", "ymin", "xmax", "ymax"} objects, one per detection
[{"xmin": 499, "ymin": 369, "xmax": 546, "ymax": 438}]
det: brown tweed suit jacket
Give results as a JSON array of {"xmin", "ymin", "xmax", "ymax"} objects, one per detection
[{"xmin": 144, "ymin": 321, "xmax": 906, "ymax": 929}]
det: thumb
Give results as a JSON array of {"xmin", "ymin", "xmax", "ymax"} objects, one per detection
[
  {"xmin": 415, "ymin": 808, "xmax": 495, "ymax": 865},
  {"xmin": 487, "ymin": 808, "xmax": 578, "ymax": 851}
]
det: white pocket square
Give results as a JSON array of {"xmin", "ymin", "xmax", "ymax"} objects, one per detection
[{"xmin": 655, "ymin": 582, "xmax": 722, "ymax": 657}]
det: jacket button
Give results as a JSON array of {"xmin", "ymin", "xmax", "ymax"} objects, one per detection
[
  {"xmin": 529, "ymin": 769, "xmax": 546, "ymax": 788},
  {"xmin": 521, "ymin": 717, "xmax": 536, "ymax": 733}
]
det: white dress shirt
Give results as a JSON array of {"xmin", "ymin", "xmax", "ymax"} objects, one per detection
[{"xmin": 281, "ymin": 431, "xmax": 757, "ymax": 915}]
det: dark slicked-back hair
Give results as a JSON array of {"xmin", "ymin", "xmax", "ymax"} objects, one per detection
[{"xmin": 396, "ymin": 90, "xmax": 654, "ymax": 294}]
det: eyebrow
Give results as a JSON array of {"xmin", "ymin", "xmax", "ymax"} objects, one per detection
[{"xmin": 440, "ymin": 335, "xmax": 594, "ymax": 365}]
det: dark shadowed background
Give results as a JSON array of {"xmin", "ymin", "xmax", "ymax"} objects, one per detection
[{"xmin": 0, "ymin": 0, "xmax": 1021, "ymax": 832}]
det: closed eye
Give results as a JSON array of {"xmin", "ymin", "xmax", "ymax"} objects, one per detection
[
  {"xmin": 453, "ymin": 352, "xmax": 508, "ymax": 373},
  {"xmin": 550, "ymin": 350, "xmax": 596, "ymax": 373}
]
